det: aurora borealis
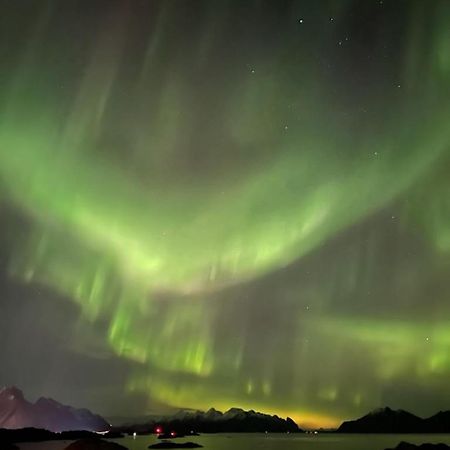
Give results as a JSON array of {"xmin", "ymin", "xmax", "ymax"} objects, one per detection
[{"xmin": 1, "ymin": 0, "xmax": 450, "ymax": 429}]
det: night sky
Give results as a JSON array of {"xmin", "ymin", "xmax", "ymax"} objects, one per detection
[{"xmin": 1, "ymin": 0, "xmax": 450, "ymax": 429}]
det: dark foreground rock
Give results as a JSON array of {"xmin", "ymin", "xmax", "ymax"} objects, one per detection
[
  {"xmin": 0, "ymin": 428, "xmax": 55, "ymax": 443},
  {"xmin": 148, "ymin": 442, "xmax": 202, "ymax": 449},
  {"xmin": 64, "ymin": 438, "xmax": 128, "ymax": 450},
  {"xmin": 386, "ymin": 442, "xmax": 450, "ymax": 450},
  {"xmin": 0, "ymin": 443, "xmax": 19, "ymax": 450}
]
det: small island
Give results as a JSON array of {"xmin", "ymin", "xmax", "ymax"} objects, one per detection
[{"xmin": 148, "ymin": 443, "xmax": 203, "ymax": 449}]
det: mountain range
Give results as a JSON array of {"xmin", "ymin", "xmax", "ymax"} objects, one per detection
[
  {"xmin": 338, "ymin": 407, "xmax": 450, "ymax": 433},
  {"xmin": 3, "ymin": 386, "xmax": 450, "ymax": 435},
  {"xmin": 0, "ymin": 386, "xmax": 109, "ymax": 432},
  {"xmin": 116, "ymin": 407, "xmax": 301, "ymax": 434}
]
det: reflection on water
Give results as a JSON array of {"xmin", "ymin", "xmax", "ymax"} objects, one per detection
[{"xmin": 19, "ymin": 433, "xmax": 450, "ymax": 450}]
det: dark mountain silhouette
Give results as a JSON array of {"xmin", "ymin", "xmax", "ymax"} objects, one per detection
[
  {"xmin": 338, "ymin": 407, "xmax": 423, "ymax": 433},
  {"xmin": 117, "ymin": 407, "xmax": 302, "ymax": 434},
  {"xmin": 424, "ymin": 411, "xmax": 450, "ymax": 433},
  {"xmin": 0, "ymin": 387, "xmax": 109, "ymax": 432},
  {"xmin": 338, "ymin": 407, "xmax": 450, "ymax": 433}
]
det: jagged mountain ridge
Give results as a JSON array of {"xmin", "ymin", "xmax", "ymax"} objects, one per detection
[
  {"xmin": 116, "ymin": 406, "xmax": 302, "ymax": 433},
  {"xmin": 0, "ymin": 386, "xmax": 109, "ymax": 432}
]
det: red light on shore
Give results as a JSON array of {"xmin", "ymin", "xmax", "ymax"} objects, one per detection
[
  {"xmin": 170, "ymin": 431, "xmax": 176, "ymax": 437},
  {"xmin": 155, "ymin": 427, "xmax": 163, "ymax": 434}
]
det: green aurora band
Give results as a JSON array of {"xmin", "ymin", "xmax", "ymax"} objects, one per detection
[{"xmin": 1, "ymin": 0, "xmax": 450, "ymax": 428}]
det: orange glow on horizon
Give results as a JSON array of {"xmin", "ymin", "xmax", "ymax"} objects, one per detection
[{"xmin": 208, "ymin": 400, "xmax": 341, "ymax": 430}]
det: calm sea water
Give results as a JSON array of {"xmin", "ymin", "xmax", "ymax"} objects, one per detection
[{"xmin": 19, "ymin": 433, "xmax": 450, "ymax": 450}]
